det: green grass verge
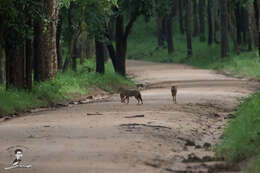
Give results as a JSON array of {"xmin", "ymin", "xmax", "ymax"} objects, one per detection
[
  {"xmin": 0, "ymin": 60, "xmax": 134, "ymax": 116},
  {"xmin": 215, "ymin": 93, "xmax": 260, "ymax": 173}
]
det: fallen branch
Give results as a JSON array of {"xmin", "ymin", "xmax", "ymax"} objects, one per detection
[
  {"xmin": 86, "ymin": 112, "xmax": 103, "ymax": 116},
  {"xmin": 124, "ymin": 115, "xmax": 144, "ymax": 118},
  {"xmin": 120, "ymin": 123, "xmax": 171, "ymax": 129}
]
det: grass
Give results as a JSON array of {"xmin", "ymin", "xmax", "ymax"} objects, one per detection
[
  {"xmin": 127, "ymin": 17, "xmax": 260, "ymax": 172},
  {"xmin": 215, "ymin": 93, "xmax": 260, "ymax": 173},
  {"xmin": 0, "ymin": 59, "xmax": 135, "ymax": 116}
]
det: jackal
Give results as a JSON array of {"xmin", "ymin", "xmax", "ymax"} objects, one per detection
[
  {"xmin": 119, "ymin": 88, "xmax": 143, "ymax": 104},
  {"xmin": 171, "ymin": 86, "xmax": 177, "ymax": 103}
]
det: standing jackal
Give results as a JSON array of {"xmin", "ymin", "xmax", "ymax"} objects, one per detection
[
  {"xmin": 171, "ymin": 86, "xmax": 177, "ymax": 103},
  {"xmin": 119, "ymin": 88, "xmax": 143, "ymax": 104}
]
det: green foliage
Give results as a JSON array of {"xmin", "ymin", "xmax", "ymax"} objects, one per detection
[
  {"xmin": 118, "ymin": 0, "xmax": 155, "ymax": 18},
  {"xmin": 215, "ymin": 93, "xmax": 260, "ymax": 162},
  {"xmin": 155, "ymin": 0, "xmax": 173, "ymax": 16},
  {"xmin": 0, "ymin": 86, "xmax": 42, "ymax": 116},
  {"xmin": 0, "ymin": 60, "xmax": 134, "ymax": 116}
]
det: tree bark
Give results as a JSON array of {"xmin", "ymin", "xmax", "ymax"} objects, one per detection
[
  {"xmin": 235, "ymin": 4, "xmax": 242, "ymax": 45},
  {"xmin": 228, "ymin": 12, "xmax": 240, "ymax": 55},
  {"xmin": 199, "ymin": 0, "xmax": 206, "ymax": 41},
  {"xmin": 256, "ymin": 0, "xmax": 260, "ymax": 56},
  {"xmin": 95, "ymin": 38, "xmax": 105, "ymax": 74},
  {"xmin": 0, "ymin": 44, "xmax": 5, "ymax": 85},
  {"xmin": 56, "ymin": 13, "xmax": 63, "ymax": 70},
  {"xmin": 165, "ymin": 15, "xmax": 174, "ymax": 54},
  {"xmin": 63, "ymin": 30, "xmax": 81, "ymax": 72},
  {"xmin": 213, "ymin": 2, "xmax": 220, "ymax": 44},
  {"xmin": 178, "ymin": 0, "xmax": 185, "ymax": 34},
  {"xmin": 5, "ymin": 30, "xmax": 25, "ymax": 89},
  {"xmin": 220, "ymin": 0, "xmax": 229, "ymax": 58},
  {"xmin": 157, "ymin": 16, "xmax": 166, "ymax": 47},
  {"xmin": 208, "ymin": 0, "xmax": 213, "ymax": 45},
  {"xmin": 26, "ymin": 18, "xmax": 33, "ymax": 91},
  {"xmin": 192, "ymin": 0, "xmax": 199, "ymax": 36},
  {"xmin": 79, "ymin": 31, "xmax": 87, "ymax": 64},
  {"xmin": 115, "ymin": 14, "xmax": 138, "ymax": 76},
  {"xmin": 249, "ymin": 4, "xmax": 258, "ymax": 47},
  {"xmin": 0, "ymin": 15, "xmax": 5, "ymax": 84},
  {"xmin": 115, "ymin": 15, "xmax": 126, "ymax": 76},
  {"xmin": 37, "ymin": 0, "xmax": 59, "ymax": 80},
  {"xmin": 33, "ymin": 19, "xmax": 41, "ymax": 82},
  {"xmin": 186, "ymin": 0, "xmax": 192, "ymax": 56}
]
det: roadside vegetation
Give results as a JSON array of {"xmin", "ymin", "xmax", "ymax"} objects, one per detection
[
  {"xmin": 128, "ymin": 17, "xmax": 260, "ymax": 173},
  {"xmin": 0, "ymin": 60, "xmax": 134, "ymax": 116}
]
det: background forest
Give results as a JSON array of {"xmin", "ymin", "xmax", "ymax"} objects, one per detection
[{"xmin": 1, "ymin": 0, "xmax": 260, "ymax": 172}]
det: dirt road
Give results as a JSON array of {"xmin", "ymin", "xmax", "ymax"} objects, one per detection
[{"xmin": 0, "ymin": 60, "xmax": 258, "ymax": 173}]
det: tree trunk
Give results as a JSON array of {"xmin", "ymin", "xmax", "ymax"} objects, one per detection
[
  {"xmin": 186, "ymin": 0, "xmax": 192, "ymax": 56},
  {"xmin": 115, "ymin": 15, "xmax": 126, "ymax": 76},
  {"xmin": 86, "ymin": 38, "xmax": 95, "ymax": 59},
  {"xmin": 105, "ymin": 24, "xmax": 118, "ymax": 72},
  {"xmin": 33, "ymin": 19, "xmax": 41, "ymax": 82},
  {"xmin": 199, "ymin": 0, "xmax": 206, "ymax": 41},
  {"xmin": 56, "ymin": 13, "xmax": 63, "ymax": 70},
  {"xmin": 115, "ymin": 13, "xmax": 138, "ymax": 76},
  {"xmin": 63, "ymin": 30, "xmax": 81, "ymax": 72},
  {"xmin": 220, "ymin": 0, "xmax": 229, "ymax": 58},
  {"xmin": 165, "ymin": 15, "xmax": 174, "ymax": 54},
  {"xmin": 95, "ymin": 38, "xmax": 105, "ymax": 74},
  {"xmin": 5, "ymin": 28, "xmax": 25, "ymax": 89},
  {"xmin": 208, "ymin": 0, "xmax": 213, "ymax": 45},
  {"xmin": 213, "ymin": 2, "xmax": 220, "ymax": 44},
  {"xmin": 106, "ymin": 43, "xmax": 118, "ymax": 72},
  {"xmin": 249, "ymin": 4, "xmax": 258, "ymax": 47},
  {"xmin": 235, "ymin": 4, "xmax": 242, "ymax": 45},
  {"xmin": 178, "ymin": 0, "xmax": 185, "ymax": 34},
  {"xmin": 256, "ymin": 0, "xmax": 260, "ymax": 56},
  {"xmin": 157, "ymin": 16, "xmax": 166, "ymax": 47},
  {"xmin": 228, "ymin": 12, "xmax": 240, "ymax": 55},
  {"xmin": 0, "ymin": 16, "xmax": 5, "ymax": 84},
  {"xmin": 72, "ymin": 39, "xmax": 77, "ymax": 71},
  {"xmin": 26, "ymin": 18, "xmax": 33, "ymax": 91},
  {"xmin": 37, "ymin": 0, "xmax": 59, "ymax": 80},
  {"xmin": 0, "ymin": 44, "xmax": 5, "ymax": 85},
  {"xmin": 192, "ymin": 0, "xmax": 199, "ymax": 36},
  {"xmin": 80, "ymin": 31, "xmax": 87, "ymax": 64}
]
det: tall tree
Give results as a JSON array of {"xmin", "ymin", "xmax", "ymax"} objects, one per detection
[
  {"xmin": 256, "ymin": 0, "xmax": 260, "ymax": 56},
  {"xmin": 186, "ymin": 0, "xmax": 192, "ymax": 56},
  {"xmin": 108, "ymin": 0, "xmax": 155, "ymax": 76},
  {"xmin": 199, "ymin": 0, "xmax": 206, "ymax": 41},
  {"xmin": 37, "ymin": 0, "xmax": 59, "ymax": 80},
  {"xmin": 56, "ymin": 12, "xmax": 63, "ymax": 70},
  {"xmin": 95, "ymin": 37, "xmax": 105, "ymax": 74},
  {"xmin": 220, "ymin": 0, "xmax": 229, "ymax": 58},
  {"xmin": 193, "ymin": 0, "xmax": 199, "ymax": 36},
  {"xmin": 5, "ymin": 30, "xmax": 25, "ymax": 89},
  {"xmin": 0, "ymin": 15, "xmax": 5, "ymax": 84},
  {"xmin": 26, "ymin": 18, "xmax": 33, "ymax": 90},
  {"xmin": 208, "ymin": 0, "xmax": 213, "ymax": 45},
  {"xmin": 178, "ymin": 0, "xmax": 185, "ymax": 34}
]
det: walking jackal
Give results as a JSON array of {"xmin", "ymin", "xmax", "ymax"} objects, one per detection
[
  {"xmin": 171, "ymin": 86, "xmax": 177, "ymax": 103},
  {"xmin": 119, "ymin": 88, "xmax": 143, "ymax": 104}
]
